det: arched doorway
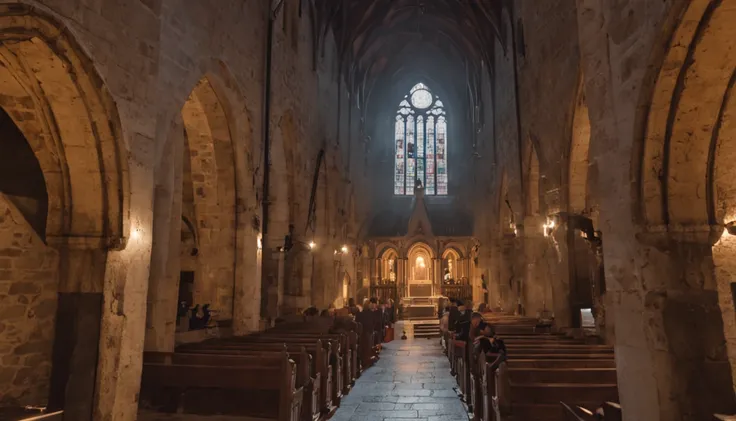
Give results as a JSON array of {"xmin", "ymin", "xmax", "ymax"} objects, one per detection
[{"xmin": 0, "ymin": 6, "xmax": 129, "ymax": 419}]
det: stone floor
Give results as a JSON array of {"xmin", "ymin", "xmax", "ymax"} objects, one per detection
[{"xmin": 332, "ymin": 338, "xmax": 469, "ymax": 421}]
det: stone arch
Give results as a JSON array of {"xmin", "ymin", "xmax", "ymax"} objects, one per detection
[
  {"xmin": 442, "ymin": 243, "xmax": 467, "ymax": 259},
  {"xmin": 569, "ymin": 79, "xmax": 592, "ymax": 215},
  {"xmin": 180, "ymin": 76, "xmax": 244, "ymax": 319},
  {"xmin": 376, "ymin": 243, "xmax": 400, "ymax": 259},
  {"xmin": 0, "ymin": 3, "xmax": 130, "ymax": 417},
  {"xmin": 635, "ymin": 0, "xmax": 736, "ymax": 413},
  {"xmin": 639, "ymin": 0, "xmax": 736, "ymax": 229},
  {"xmin": 379, "ymin": 247, "xmax": 399, "ymax": 282},
  {"xmin": 0, "ymin": 4, "xmax": 128, "ymax": 247},
  {"xmin": 441, "ymin": 247, "xmax": 462, "ymax": 282}
]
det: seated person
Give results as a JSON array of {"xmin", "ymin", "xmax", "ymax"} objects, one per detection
[
  {"xmin": 455, "ymin": 310, "xmax": 481, "ymax": 342},
  {"xmin": 474, "ymin": 322, "xmax": 507, "ymax": 368},
  {"xmin": 439, "ymin": 306, "xmax": 450, "ymax": 334}
]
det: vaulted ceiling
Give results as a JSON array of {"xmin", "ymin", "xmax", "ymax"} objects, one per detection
[{"xmin": 313, "ymin": 0, "xmax": 507, "ymax": 112}]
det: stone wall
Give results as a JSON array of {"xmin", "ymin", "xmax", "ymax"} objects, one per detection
[{"xmin": 0, "ymin": 193, "xmax": 58, "ymax": 406}]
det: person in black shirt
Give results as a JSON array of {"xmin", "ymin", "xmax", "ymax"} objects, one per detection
[
  {"xmin": 455, "ymin": 308, "xmax": 479, "ymax": 342},
  {"xmin": 474, "ymin": 322, "xmax": 507, "ymax": 368},
  {"xmin": 447, "ymin": 299, "xmax": 460, "ymax": 331}
]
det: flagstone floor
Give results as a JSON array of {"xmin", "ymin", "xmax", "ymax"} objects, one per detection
[{"xmin": 331, "ymin": 338, "xmax": 469, "ymax": 421}]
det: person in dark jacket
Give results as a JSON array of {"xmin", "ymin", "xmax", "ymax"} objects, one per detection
[
  {"xmin": 456, "ymin": 310, "xmax": 482, "ymax": 342},
  {"xmin": 447, "ymin": 299, "xmax": 460, "ymax": 332},
  {"xmin": 474, "ymin": 322, "xmax": 507, "ymax": 368}
]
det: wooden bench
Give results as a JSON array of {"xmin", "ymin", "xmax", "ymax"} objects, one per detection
[
  {"xmin": 267, "ymin": 321, "xmax": 361, "ymax": 383},
  {"xmin": 145, "ymin": 350, "xmax": 319, "ymax": 421},
  {"xmin": 223, "ymin": 335, "xmax": 344, "ymax": 403},
  {"xmin": 139, "ymin": 350, "xmax": 302, "ymax": 421},
  {"xmin": 250, "ymin": 331, "xmax": 356, "ymax": 391},
  {"xmin": 180, "ymin": 340, "xmax": 333, "ymax": 415},
  {"xmin": 18, "ymin": 412, "xmax": 64, "ymax": 421},
  {"xmin": 461, "ymin": 316, "xmax": 619, "ymax": 421}
]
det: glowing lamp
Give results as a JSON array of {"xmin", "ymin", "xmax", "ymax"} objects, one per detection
[
  {"xmin": 309, "ymin": 241, "xmax": 316, "ymax": 250},
  {"xmin": 341, "ymin": 245, "xmax": 348, "ymax": 253}
]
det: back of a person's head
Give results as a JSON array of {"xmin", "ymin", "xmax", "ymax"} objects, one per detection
[
  {"xmin": 348, "ymin": 298, "xmax": 356, "ymax": 307},
  {"xmin": 369, "ymin": 297, "xmax": 378, "ymax": 304},
  {"xmin": 456, "ymin": 300, "xmax": 465, "ymax": 307},
  {"xmin": 471, "ymin": 311, "xmax": 482, "ymax": 320},
  {"xmin": 304, "ymin": 306, "xmax": 319, "ymax": 317}
]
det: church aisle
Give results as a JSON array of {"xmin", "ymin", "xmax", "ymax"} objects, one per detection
[{"xmin": 332, "ymin": 339, "xmax": 469, "ymax": 421}]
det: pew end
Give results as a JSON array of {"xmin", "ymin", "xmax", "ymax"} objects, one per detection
[{"xmin": 560, "ymin": 402, "xmax": 598, "ymax": 420}]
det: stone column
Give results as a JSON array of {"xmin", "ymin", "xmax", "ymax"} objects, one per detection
[
  {"xmin": 144, "ymin": 130, "xmax": 182, "ymax": 352},
  {"xmin": 433, "ymin": 257, "xmax": 441, "ymax": 296},
  {"xmin": 232, "ymin": 228, "xmax": 261, "ymax": 334},
  {"xmin": 615, "ymin": 227, "xmax": 736, "ymax": 420},
  {"xmin": 547, "ymin": 219, "xmax": 572, "ymax": 329},
  {"xmin": 372, "ymin": 258, "xmax": 380, "ymax": 284},
  {"xmin": 47, "ymin": 248, "xmax": 106, "ymax": 420},
  {"xmin": 523, "ymin": 215, "xmax": 548, "ymax": 318},
  {"xmin": 713, "ymin": 229, "xmax": 736, "ymax": 391},
  {"xmin": 397, "ymin": 258, "xmax": 405, "ymax": 297}
]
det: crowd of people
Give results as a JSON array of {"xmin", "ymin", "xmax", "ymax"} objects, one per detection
[
  {"xmin": 285, "ymin": 297, "xmax": 396, "ymax": 345},
  {"xmin": 440, "ymin": 298, "xmax": 507, "ymax": 368}
]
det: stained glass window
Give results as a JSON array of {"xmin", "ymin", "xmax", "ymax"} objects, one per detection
[{"xmin": 393, "ymin": 83, "xmax": 448, "ymax": 196}]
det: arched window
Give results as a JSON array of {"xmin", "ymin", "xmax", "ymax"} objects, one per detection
[{"xmin": 394, "ymin": 83, "xmax": 448, "ymax": 196}]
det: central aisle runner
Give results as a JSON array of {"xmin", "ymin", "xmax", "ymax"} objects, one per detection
[{"xmin": 332, "ymin": 339, "xmax": 469, "ymax": 421}]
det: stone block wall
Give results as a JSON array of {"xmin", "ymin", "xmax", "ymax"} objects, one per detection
[{"xmin": 0, "ymin": 194, "xmax": 58, "ymax": 406}]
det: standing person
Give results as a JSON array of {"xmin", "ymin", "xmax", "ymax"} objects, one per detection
[{"xmin": 347, "ymin": 297, "xmax": 360, "ymax": 317}]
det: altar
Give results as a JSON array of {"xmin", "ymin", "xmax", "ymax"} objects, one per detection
[{"xmin": 361, "ymin": 182, "xmax": 479, "ymax": 320}]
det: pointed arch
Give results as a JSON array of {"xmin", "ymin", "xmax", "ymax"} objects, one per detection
[{"xmin": 570, "ymin": 80, "xmax": 591, "ymax": 215}]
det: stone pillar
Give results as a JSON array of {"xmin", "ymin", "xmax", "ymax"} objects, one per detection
[
  {"xmin": 47, "ymin": 248, "xmax": 106, "ymax": 420},
  {"xmin": 523, "ymin": 215, "xmax": 548, "ymax": 318},
  {"xmin": 710, "ymin": 228, "xmax": 736, "ymax": 399},
  {"xmin": 144, "ymin": 131, "xmax": 183, "ymax": 352},
  {"xmin": 433, "ymin": 257, "xmax": 441, "ymax": 297},
  {"xmin": 614, "ymin": 227, "xmax": 736, "ymax": 420},
  {"xmin": 232, "ymin": 229, "xmax": 261, "ymax": 334},
  {"xmin": 547, "ymin": 219, "xmax": 572, "ymax": 329},
  {"xmin": 372, "ymin": 258, "xmax": 380, "ymax": 284},
  {"xmin": 397, "ymin": 258, "xmax": 405, "ymax": 297}
]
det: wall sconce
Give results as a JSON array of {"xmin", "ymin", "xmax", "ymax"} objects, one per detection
[
  {"xmin": 341, "ymin": 245, "xmax": 348, "ymax": 254},
  {"xmin": 308, "ymin": 241, "xmax": 316, "ymax": 250},
  {"xmin": 543, "ymin": 217, "xmax": 556, "ymax": 237},
  {"xmin": 257, "ymin": 234, "xmax": 262, "ymax": 250}
]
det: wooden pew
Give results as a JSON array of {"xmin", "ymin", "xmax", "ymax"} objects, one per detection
[
  {"xmin": 603, "ymin": 402, "xmax": 622, "ymax": 421},
  {"xmin": 560, "ymin": 402, "xmax": 597, "ymax": 420},
  {"xmin": 145, "ymin": 350, "xmax": 319, "ymax": 421},
  {"xmin": 250, "ymin": 331, "xmax": 356, "ymax": 391},
  {"xmin": 139, "ymin": 350, "xmax": 303, "ymax": 421},
  {"xmin": 224, "ymin": 335, "xmax": 344, "ymax": 402},
  {"xmin": 267, "ymin": 320, "xmax": 361, "ymax": 383},
  {"xmin": 470, "ymin": 316, "xmax": 619, "ymax": 421},
  {"xmin": 180, "ymin": 340, "xmax": 333, "ymax": 415},
  {"xmin": 18, "ymin": 412, "xmax": 64, "ymax": 421}
]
